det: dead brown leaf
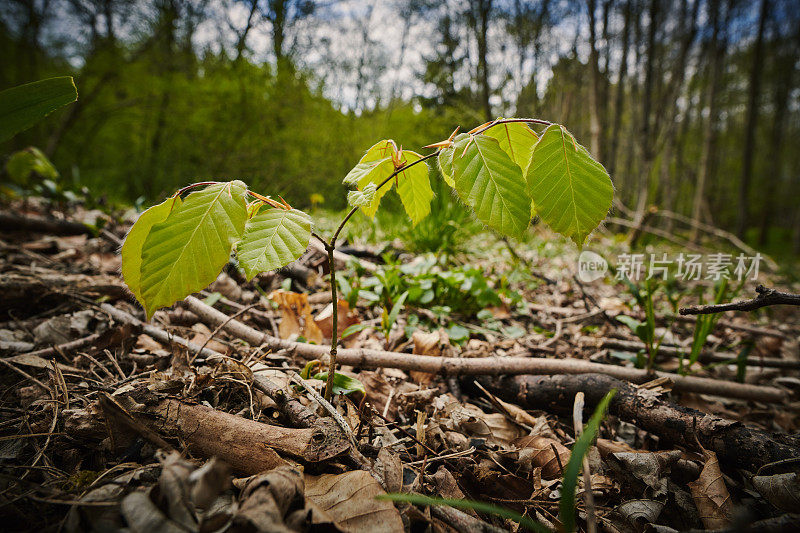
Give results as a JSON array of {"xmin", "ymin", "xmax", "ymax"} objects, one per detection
[
  {"xmin": 270, "ymin": 290, "xmax": 323, "ymax": 344},
  {"xmin": 688, "ymin": 449, "xmax": 733, "ymax": 529},
  {"xmin": 304, "ymin": 470, "xmax": 404, "ymax": 532},
  {"xmin": 513, "ymin": 435, "xmax": 570, "ymax": 479}
]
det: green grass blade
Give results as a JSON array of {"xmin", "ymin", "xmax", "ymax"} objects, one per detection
[
  {"xmin": 139, "ymin": 181, "xmax": 247, "ymax": 318},
  {"xmin": 377, "ymin": 493, "xmax": 549, "ymax": 532},
  {"xmin": 560, "ymin": 389, "xmax": 616, "ymax": 533},
  {"xmin": 527, "ymin": 124, "xmax": 613, "ymax": 246},
  {"xmin": 237, "ymin": 206, "xmax": 312, "ymax": 280},
  {"xmin": 0, "ymin": 77, "xmax": 78, "ymax": 142}
]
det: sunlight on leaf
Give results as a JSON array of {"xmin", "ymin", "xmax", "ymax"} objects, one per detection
[
  {"xmin": 237, "ymin": 206, "xmax": 311, "ymax": 280},
  {"xmin": 343, "ymin": 140, "xmax": 398, "ymax": 218},
  {"xmin": 121, "ymin": 195, "xmax": 182, "ymax": 305},
  {"xmin": 527, "ymin": 124, "xmax": 613, "ymax": 246},
  {"xmin": 138, "ymin": 181, "xmax": 247, "ymax": 318},
  {"xmin": 484, "ymin": 119, "xmax": 539, "ymax": 175},
  {"xmin": 452, "ymin": 134, "xmax": 531, "ymax": 239},
  {"xmin": 395, "ymin": 151, "xmax": 434, "ymax": 226}
]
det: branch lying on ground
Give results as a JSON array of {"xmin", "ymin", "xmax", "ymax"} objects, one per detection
[
  {"xmin": 476, "ymin": 373, "xmax": 800, "ymax": 471},
  {"xmin": 0, "ymin": 211, "xmax": 95, "ymax": 236},
  {"xmin": 181, "ymin": 296, "xmax": 788, "ymax": 403},
  {"xmin": 680, "ymin": 285, "xmax": 800, "ymax": 315}
]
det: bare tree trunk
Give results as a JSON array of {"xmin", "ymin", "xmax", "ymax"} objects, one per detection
[
  {"xmin": 607, "ymin": 0, "xmax": 630, "ymax": 179},
  {"xmin": 758, "ymin": 29, "xmax": 795, "ymax": 245},
  {"xmin": 630, "ymin": 0, "xmax": 659, "ymax": 234},
  {"xmin": 736, "ymin": 0, "xmax": 770, "ymax": 238},
  {"xmin": 587, "ymin": 0, "xmax": 602, "ymax": 158},
  {"xmin": 690, "ymin": 0, "xmax": 724, "ymax": 242},
  {"xmin": 468, "ymin": 0, "xmax": 493, "ymax": 122}
]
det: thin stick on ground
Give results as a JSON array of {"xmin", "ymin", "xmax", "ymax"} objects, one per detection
[{"xmin": 680, "ymin": 285, "xmax": 800, "ymax": 315}]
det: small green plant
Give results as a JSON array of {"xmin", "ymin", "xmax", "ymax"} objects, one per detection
[
  {"xmin": 617, "ymin": 278, "xmax": 662, "ymax": 372},
  {"xmin": 120, "ymin": 118, "xmax": 614, "ymax": 400},
  {"xmin": 680, "ymin": 279, "xmax": 729, "ymax": 375}
]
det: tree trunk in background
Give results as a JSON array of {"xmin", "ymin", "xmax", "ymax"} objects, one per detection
[
  {"xmin": 629, "ymin": 0, "xmax": 658, "ymax": 238},
  {"xmin": 269, "ymin": 0, "xmax": 288, "ymax": 75},
  {"xmin": 758, "ymin": 31, "xmax": 794, "ymax": 246},
  {"xmin": 607, "ymin": 0, "xmax": 630, "ymax": 180},
  {"xmin": 736, "ymin": 0, "xmax": 769, "ymax": 239},
  {"xmin": 587, "ymin": 0, "xmax": 602, "ymax": 158},
  {"xmin": 468, "ymin": 0, "xmax": 493, "ymax": 122},
  {"xmin": 691, "ymin": 0, "xmax": 724, "ymax": 243}
]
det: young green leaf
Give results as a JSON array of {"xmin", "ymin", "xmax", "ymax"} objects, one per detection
[
  {"xmin": 312, "ymin": 371, "xmax": 365, "ymax": 395},
  {"xmin": 383, "ymin": 290, "xmax": 409, "ymax": 336},
  {"xmin": 377, "ymin": 493, "xmax": 549, "ymax": 533},
  {"xmin": 236, "ymin": 206, "xmax": 312, "ymax": 280},
  {"xmin": 560, "ymin": 389, "xmax": 616, "ymax": 533},
  {"xmin": 437, "ymin": 142, "xmax": 456, "ymax": 187},
  {"xmin": 121, "ymin": 195, "xmax": 182, "ymax": 304},
  {"xmin": 5, "ymin": 147, "xmax": 59, "ymax": 183},
  {"xmin": 0, "ymin": 77, "xmax": 78, "ymax": 142},
  {"xmin": 396, "ymin": 151, "xmax": 434, "ymax": 226},
  {"xmin": 343, "ymin": 140, "xmax": 398, "ymax": 218},
  {"xmin": 483, "ymin": 120, "xmax": 539, "ymax": 175},
  {"xmin": 139, "ymin": 181, "xmax": 248, "ymax": 318},
  {"xmin": 347, "ymin": 182, "xmax": 377, "ymax": 208},
  {"xmin": 527, "ymin": 124, "xmax": 613, "ymax": 246},
  {"xmin": 452, "ymin": 134, "xmax": 531, "ymax": 239}
]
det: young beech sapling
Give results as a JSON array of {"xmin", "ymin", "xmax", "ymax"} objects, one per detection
[{"xmin": 120, "ymin": 118, "xmax": 614, "ymax": 400}]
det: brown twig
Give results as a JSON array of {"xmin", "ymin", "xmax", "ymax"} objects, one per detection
[{"xmin": 680, "ymin": 285, "xmax": 800, "ymax": 315}]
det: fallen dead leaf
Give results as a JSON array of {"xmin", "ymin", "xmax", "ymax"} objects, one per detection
[
  {"xmin": 304, "ymin": 470, "xmax": 404, "ymax": 533},
  {"xmin": 270, "ymin": 290, "xmax": 323, "ymax": 344},
  {"xmin": 688, "ymin": 449, "xmax": 733, "ymax": 529},
  {"xmin": 513, "ymin": 435, "xmax": 571, "ymax": 479}
]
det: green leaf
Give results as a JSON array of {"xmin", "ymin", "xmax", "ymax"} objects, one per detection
[
  {"xmin": 383, "ymin": 290, "xmax": 409, "ymax": 335},
  {"xmin": 396, "ymin": 151, "xmax": 433, "ymax": 226},
  {"xmin": 139, "ymin": 181, "xmax": 248, "ymax": 318},
  {"xmin": 560, "ymin": 389, "xmax": 616, "ymax": 533},
  {"xmin": 377, "ymin": 494, "xmax": 549, "ymax": 533},
  {"xmin": 5, "ymin": 147, "xmax": 59, "ymax": 183},
  {"xmin": 527, "ymin": 124, "xmax": 613, "ymax": 246},
  {"xmin": 0, "ymin": 77, "xmax": 78, "ymax": 143},
  {"xmin": 452, "ymin": 134, "xmax": 530, "ymax": 239},
  {"xmin": 484, "ymin": 120, "xmax": 539, "ymax": 175},
  {"xmin": 236, "ymin": 206, "xmax": 312, "ymax": 280},
  {"xmin": 437, "ymin": 143, "xmax": 456, "ymax": 187},
  {"xmin": 347, "ymin": 183, "xmax": 377, "ymax": 208},
  {"xmin": 341, "ymin": 323, "xmax": 370, "ymax": 339},
  {"xmin": 312, "ymin": 371, "xmax": 365, "ymax": 395},
  {"xmin": 343, "ymin": 140, "xmax": 399, "ymax": 218},
  {"xmin": 121, "ymin": 196, "xmax": 182, "ymax": 304}
]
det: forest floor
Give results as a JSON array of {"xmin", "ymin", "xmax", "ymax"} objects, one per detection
[{"xmin": 1, "ymin": 197, "xmax": 800, "ymax": 532}]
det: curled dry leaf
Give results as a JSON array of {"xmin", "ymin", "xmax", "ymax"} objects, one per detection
[
  {"xmin": 607, "ymin": 450, "xmax": 683, "ymax": 498},
  {"xmin": 409, "ymin": 329, "xmax": 448, "ymax": 385},
  {"xmin": 618, "ymin": 499, "xmax": 665, "ymax": 526},
  {"xmin": 512, "ymin": 435, "xmax": 571, "ymax": 479},
  {"xmin": 304, "ymin": 470, "xmax": 404, "ymax": 533},
  {"xmin": 315, "ymin": 298, "xmax": 360, "ymax": 341},
  {"xmin": 688, "ymin": 450, "xmax": 733, "ymax": 529},
  {"xmin": 753, "ymin": 472, "xmax": 800, "ymax": 513},
  {"xmin": 233, "ymin": 466, "xmax": 306, "ymax": 533},
  {"xmin": 269, "ymin": 290, "xmax": 323, "ymax": 344}
]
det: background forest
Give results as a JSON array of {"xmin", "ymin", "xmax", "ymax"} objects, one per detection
[{"xmin": 1, "ymin": 0, "xmax": 799, "ymax": 257}]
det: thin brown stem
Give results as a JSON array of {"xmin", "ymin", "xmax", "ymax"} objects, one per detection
[
  {"xmin": 323, "ymin": 243, "xmax": 339, "ymax": 401},
  {"xmin": 680, "ymin": 285, "xmax": 800, "ymax": 315}
]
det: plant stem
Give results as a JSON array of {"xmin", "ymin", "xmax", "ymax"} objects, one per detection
[{"xmin": 323, "ymin": 242, "xmax": 339, "ymax": 401}]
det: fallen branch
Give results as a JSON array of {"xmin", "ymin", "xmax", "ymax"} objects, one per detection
[
  {"xmin": 680, "ymin": 285, "xmax": 800, "ymax": 315},
  {"xmin": 0, "ymin": 211, "xmax": 94, "ymax": 236},
  {"xmin": 182, "ymin": 296, "xmax": 788, "ymax": 403},
  {"xmin": 477, "ymin": 373, "xmax": 800, "ymax": 471},
  {"xmin": 600, "ymin": 338, "xmax": 800, "ymax": 369},
  {"xmin": 96, "ymin": 388, "xmax": 350, "ymax": 474}
]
